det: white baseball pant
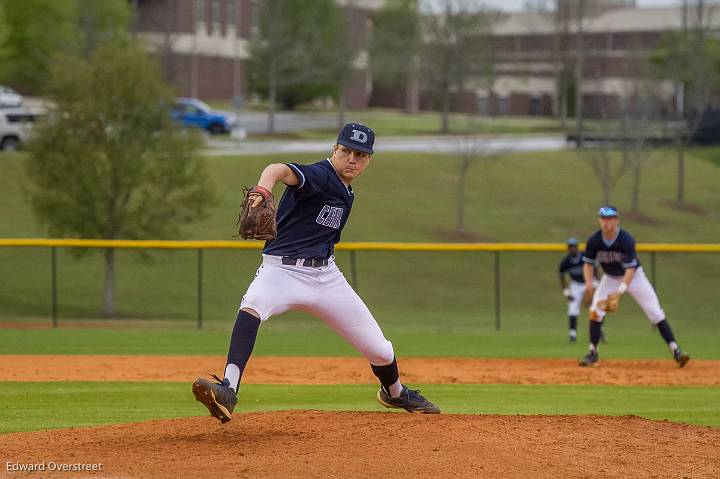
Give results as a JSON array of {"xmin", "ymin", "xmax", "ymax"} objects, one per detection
[
  {"xmin": 590, "ymin": 266, "xmax": 665, "ymax": 324},
  {"xmin": 567, "ymin": 280, "xmax": 585, "ymax": 317},
  {"xmin": 240, "ymin": 254, "xmax": 395, "ymax": 366}
]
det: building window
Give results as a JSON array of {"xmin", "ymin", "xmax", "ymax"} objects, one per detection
[
  {"xmin": 477, "ymin": 96, "xmax": 488, "ymax": 115},
  {"xmin": 498, "ymin": 96, "xmax": 509, "ymax": 115},
  {"xmin": 195, "ymin": 0, "xmax": 205, "ymax": 27},
  {"xmin": 227, "ymin": 0, "xmax": 236, "ymax": 31},
  {"xmin": 211, "ymin": 0, "xmax": 221, "ymax": 35},
  {"xmin": 529, "ymin": 95, "xmax": 541, "ymax": 116}
]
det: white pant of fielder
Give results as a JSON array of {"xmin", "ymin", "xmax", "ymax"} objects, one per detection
[
  {"xmin": 591, "ymin": 266, "xmax": 665, "ymax": 323},
  {"xmin": 567, "ymin": 280, "xmax": 586, "ymax": 317},
  {"xmin": 240, "ymin": 254, "xmax": 395, "ymax": 366}
]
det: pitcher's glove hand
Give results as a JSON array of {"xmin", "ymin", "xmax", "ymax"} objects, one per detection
[
  {"xmin": 237, "ymin": 186, "xmax": 276, "ymax": 240},
  {"xmin": 598, "ymin": 291, "xmax": 621, "ymax": 313}
]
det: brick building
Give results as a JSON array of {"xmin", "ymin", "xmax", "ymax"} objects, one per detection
[
  {"xmin": 135, "ymin": 1, "xmax": 720, "ymax": 118},
  {"xmin": 419, "ymin": 4, "xmax": 720, "ymax": 118},
  {"xmin": 134, "ymin": 0, "xmax": 379, "ymax": 107}
]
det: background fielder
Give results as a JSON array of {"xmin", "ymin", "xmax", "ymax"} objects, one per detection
[
  {"xmin": 558, "ymin": 238, "xmax": 601, "ymax": 343},
  {"xmin": 192, "ymin": 122, "xmax": 440, "ymax": 422},
  {"xmin": 579, "ymin": 205, "xmax": 690, "ymax": 367}
]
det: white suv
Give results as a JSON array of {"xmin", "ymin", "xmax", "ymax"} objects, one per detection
[
  {"xmin": 0, "ymin": 108, "xmax": 38, "ymax": 151},
  {"xmin": 0, "ymin": 86, "xmax": 23, "ymax": 108}
]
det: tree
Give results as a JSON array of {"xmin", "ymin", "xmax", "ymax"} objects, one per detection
[
  {"xmin": 649, "ymin": 0, "xmax": 720, "ymax": 206},
  {"xmin": 583, "ymin": 146, "xmax": 628, "ymax": 205},
  {"xmin": 330, "ymin": 2, "xmax": 355, "ymax": 129},
  {"xmin": 0, "ymin": 0, "xmax": 78, "ymax": 89},
  {"xmin": 0, "ymin": 7, "xmax": 10, "ymax": 82},
  {"xmin": 24, "ymin": 41, "xmax": 216, "ymax": 317},
  {"xmin": 75, "ymin": 0, "xmax": 131, "ymax": 56},
  {"xmin": 551, "ymin": 1, "xmax": 574, "ymax": 125},
  {"xmin": 580, "ymin": 83, "xmax": 660, "ymax": 211},
  {"xmin": 370, "ymin": 0, "xmax": 422, "ymax": 113},
  {"xmin": 573, "ymin": 0, "xmax": 586, "ymax": 145},
  {"xmin": 419, "ymin": 0, "xmax": 493, "ymax": 134},
  {"xmin": 453, "ymin": 136, "xmax": 499, "ymax": 235},
  {"xmin": 246, "ymin": 0, "xmax": 343, "ymax": 133},
  {"xmin": 0, "ymin": 0, "xmax": 130, "ymax": 90},
  {"xmin": 580, "ymin": 92, "xmax": 628, "ymax": 205}
]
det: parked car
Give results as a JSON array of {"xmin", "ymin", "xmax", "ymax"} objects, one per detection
[
  {"xmin": 0, "ymin": 86, "xmax": 23, "ymax": 108},
  {"xmin": 170, "ymin": 98, "xmax": 237, "ymax": 135},
  {"xmin": 0, "ymin": 108, "xmax": 38, "ymax": 151},
  {"xmin": 691, "ymin": 109, "xmax": 720, "ymax": 145}
]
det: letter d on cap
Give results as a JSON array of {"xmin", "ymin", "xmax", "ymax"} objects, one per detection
[{"xmin": 350, "ymin": 129, "xmax": 368, "ymax": 143}]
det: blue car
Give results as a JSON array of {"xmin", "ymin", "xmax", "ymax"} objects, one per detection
[{"xmin": 170, "ymin": 98, "xmax": 237, "ymax": 135}]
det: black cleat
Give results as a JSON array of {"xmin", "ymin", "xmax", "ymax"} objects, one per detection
[
  {"xmin": 192, "ymin": 374, "xmax": 237, "ymax": 423},
  {"xmin": 377, "ymin": 385, "xmax": 440, "ymax": 414},
  {"xmin": 579, "ymin": 351, "xmax": 599, "ymax": 367},
  {"xmin": 673, "ymin": 349, "xmax": 690, "ymax": 368}
]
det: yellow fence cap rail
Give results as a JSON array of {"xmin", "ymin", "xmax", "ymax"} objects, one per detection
[{"xmin": 1, "ymin": 238, "xmax": 719, "ymax": 253}]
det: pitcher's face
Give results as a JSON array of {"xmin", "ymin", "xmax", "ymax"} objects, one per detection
[{"xmin": 331, "ymin": 144, "xmax": 371, "ymax": 183}]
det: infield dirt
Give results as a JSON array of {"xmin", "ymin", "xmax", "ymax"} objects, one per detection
[
  {"xmin": 2, "ymin": 356, "xmax": 719, "ymax": 478},
  {"xmin": 2, "ymin": 355, "xmax": 719, "ymax": 386}
]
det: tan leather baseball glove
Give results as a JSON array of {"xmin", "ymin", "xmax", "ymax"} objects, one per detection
[
  {"xmin": 598, "ymin": 291, "xmax": 621, "ymax": 313},
  {"xmin": 237, "ymin": 186, "xmax": 276, "ymax": 240}
]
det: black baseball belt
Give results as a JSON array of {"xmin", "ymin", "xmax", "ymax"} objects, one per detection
[{"xmin": 281, "ymin": 257, "xmax": 329, "ymax": 267}]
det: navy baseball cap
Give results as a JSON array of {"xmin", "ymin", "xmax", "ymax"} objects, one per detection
[
  {"xmin": 337, "ymin": 122, "xmax": 374, "ymax": 154},
  {"xmin": 566, "ymin": 237, "xmax": 578, "ymax": 246},
  {"xmin": 598, "ymin": 205, "xmax": 619, "ymax": 217}
]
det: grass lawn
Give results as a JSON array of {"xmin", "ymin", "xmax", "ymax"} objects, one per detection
[
  {"xmin": 1, "ymin": 145, "xmax": 718, "ymax": 438},
  {"xmin": 1, "ymin": 148, "xmax": 719, "ymax": 331},
  {"xmin": 206, "ymin": 106, "xmax": 669, "ymax": 139},
  {"xmin": 295, "ymin": 110, "xmax": 568, "ymax": 138},
  {"xmin": 204, "ymin": 106, "xmax": 569, "ymax": 138},
  {"xmin": 1, "ymin": 382, "xmax": 718, "ymax": 433},
  {"xmin": 0, "ymin": 323, "xmax": 718, "ymax": 359}
]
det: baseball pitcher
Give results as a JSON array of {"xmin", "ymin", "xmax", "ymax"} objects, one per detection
[{"xmin": 192, "ymin": 123, "xmax": 440, "ymax": 423}]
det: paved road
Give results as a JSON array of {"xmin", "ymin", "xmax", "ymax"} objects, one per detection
[
  {"xmin": 204, "ymin": 135, "xmax": 567, "ymax": 156},
  {"xmin": 232, "ymin": 111, "xmax": 337, "ymax": 133}
]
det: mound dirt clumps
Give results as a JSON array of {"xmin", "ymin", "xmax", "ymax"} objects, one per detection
[{"xmin": 2, "ymin": 411, "xmax": 719, "ymax": 478}]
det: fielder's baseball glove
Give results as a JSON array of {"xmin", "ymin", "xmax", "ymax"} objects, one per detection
[
  {"xmin": 237, "ymin": 186, "xmax": 277, "ymax": 240},
  {"xmin": 598, "ymin": 291, "xmax": 621, "ymax": 313}
]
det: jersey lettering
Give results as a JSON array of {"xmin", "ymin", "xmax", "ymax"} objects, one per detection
[
  {"xmin": 597, "ymin": 251, "xmax": 624, "ymax": 264},
  {"xmin": 316, "ymin": 205, "xmax": 344, "ymax": 229}
]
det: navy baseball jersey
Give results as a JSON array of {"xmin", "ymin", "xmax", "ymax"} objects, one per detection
[
  {"xmin": 582, "ymin": 228, "xmax": 640, "ymax": 277},
  {"xmin": 559, "ymin": 253, "xmax": 586, "ymax": 283},
  {"xmin": 263, "ymin": 159, "xmax": 353, "ymax": 258}
]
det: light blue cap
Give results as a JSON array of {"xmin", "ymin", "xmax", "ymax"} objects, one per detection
[{"xmin": 598, "ymin": 205, "xmax": 618, "ymax": 217}]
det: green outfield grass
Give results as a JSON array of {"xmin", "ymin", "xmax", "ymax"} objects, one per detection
[
  {"xmin": 1, "ymin": 148, "xmax": 719, "ymax": 333},
  {"xmin": 0, "ymin": 324, "xmax": 717, "ymax": 359},
  {"xmin": 1, "ymin": 147, "xmax": 718, "ymax": 439},
  {"xmin": 1, "ymin": 382, "xmax": 718, "ymax": 434}
]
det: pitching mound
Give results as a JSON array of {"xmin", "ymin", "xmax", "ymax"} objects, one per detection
[{"xmin": 2, "ymin": 411, "xmax": 719, "ymax": 478}]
